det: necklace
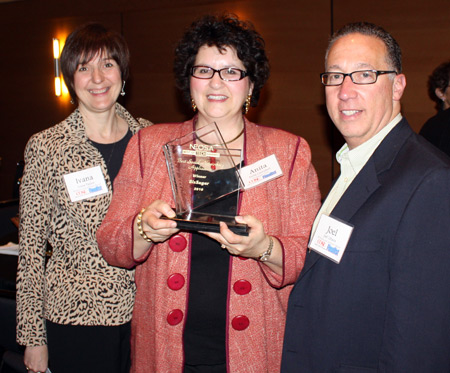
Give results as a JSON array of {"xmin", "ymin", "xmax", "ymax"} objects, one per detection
[
  {"xmin": 197, "ymin": 126, "xmax": 244, "ymax": 146},
  {"xmin": 195, "ymin": 124, "xmax": 244, "ymax": 171},
  {"xmin": 104, "ymin": 137, "xmax": 117, "ymax": 168}
]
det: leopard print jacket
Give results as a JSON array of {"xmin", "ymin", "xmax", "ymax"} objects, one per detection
[{"xmin": 16, "ymin": 103, "xmax": 152, "ymax": 346}]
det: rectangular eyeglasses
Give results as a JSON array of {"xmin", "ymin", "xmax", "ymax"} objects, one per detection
[
  {"xmin": 320, "ymin": 70, "xmax": 397, "ymax": 86},
  {"xmin": 191, "ymin": 66, "xmax": 247, "ymax": 81}
]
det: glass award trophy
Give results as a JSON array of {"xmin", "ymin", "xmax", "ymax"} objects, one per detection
[{"xmin": 163, "ymin": 122, "xmax": 248, "ymax": 235}]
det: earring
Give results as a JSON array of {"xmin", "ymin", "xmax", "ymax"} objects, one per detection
[
  {"xmin": 70, "ymin": 98, "xmax": 75, "ymax": 105},
  {"xmin": 244, "ymin": 94, "xmax": 252, "ymax": 115},
  {"xmin": 120, "ymin": 81, "xmax": 126, "ymax": 96},
  {"xmin": 191, "ymin": 98, "xmax": 197, "ymax": 112}
]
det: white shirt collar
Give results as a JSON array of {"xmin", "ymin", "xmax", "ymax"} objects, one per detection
[{"xmin": 336, "ymin": 113, "xmax": 403, "ymax": 172}]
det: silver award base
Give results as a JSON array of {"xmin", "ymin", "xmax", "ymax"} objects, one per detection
[{"xmin": 161, "ymin": 212, "xmax": 248, "ymax": 236}]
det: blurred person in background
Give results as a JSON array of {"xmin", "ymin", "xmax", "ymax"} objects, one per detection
[{"xmin": 420, "ymin": 61, "xmax": 450, "ymax": 157}]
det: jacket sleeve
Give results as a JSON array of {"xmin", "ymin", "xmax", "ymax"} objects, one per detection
[
  {"xmin": 16, "ymin": 135, "xmax": 51, "ymax": 346},
  {"xmin": 97, "ymin": 131, "xmax": 149, "ymax": 269},
  {"xmin": 261, "ymin": 136, "xmax": 321, "ymax": 287},
  {"xmin": 378, "ymin": 167, "xmax": 450, "ymax": 371}
]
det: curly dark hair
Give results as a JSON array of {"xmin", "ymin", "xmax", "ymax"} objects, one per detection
[
  {"xmin": 427, "ymin": 61, "xmax": 450, "ymax": 110},
  {"xmin": 174, "ymin": 14, "xmax": 270, "ymax": 109},
  {"xmin": 61, "ymin": 23, "xmax": 130, "ymax": 105}
]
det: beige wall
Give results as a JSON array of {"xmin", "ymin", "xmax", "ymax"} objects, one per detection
[{"xmin": 0, "ymin": 0, "xmax": 449, "ymax": 200}]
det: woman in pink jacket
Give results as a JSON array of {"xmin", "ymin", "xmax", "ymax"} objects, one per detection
[{"xmin": 97, "ymin": 14, "xmax": 321, "ymax": 373}]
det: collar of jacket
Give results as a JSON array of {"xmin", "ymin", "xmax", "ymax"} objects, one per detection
[{"xmin": 65, "ymin": 102, "xmax": 142, "ymax": 144}]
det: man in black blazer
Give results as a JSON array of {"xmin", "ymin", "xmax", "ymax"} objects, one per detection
[{"xmin": 282, "ymin": 22, "xmax": 450, "ymax": 372}]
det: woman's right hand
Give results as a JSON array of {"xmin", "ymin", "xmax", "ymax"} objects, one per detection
[
  {"xmin": 133, "ymin": 200, "xmax": 179, "ymax": 259},
  {"xmin": 24, "ymin": 345, "xmax": 48, "ymax": 373},
  {"xmin": 137, "ymin": 200, "xmax": 179, "ymax": 243}
]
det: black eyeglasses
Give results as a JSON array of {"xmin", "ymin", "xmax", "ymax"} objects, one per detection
[
  {"xmin": 191, "ymin": 66, "xmax": 247, "ymax": 81},
  {"xmin": 320, "ymin": 70, "xmax": 397, "ymax": 86}
]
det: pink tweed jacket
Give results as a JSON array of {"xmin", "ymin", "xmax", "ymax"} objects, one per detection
[{"xmin": 97, "ymin": 118, "xmax": 321, "ymax": 372}]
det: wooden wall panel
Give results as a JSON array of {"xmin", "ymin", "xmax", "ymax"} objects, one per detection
[
  {"xmin": 1, "ymin": 0, "xmax": 449, "ymax": 201},
  {"xmin": 0, "ymin": 0, "xmax": 332, "ymax": 199}
]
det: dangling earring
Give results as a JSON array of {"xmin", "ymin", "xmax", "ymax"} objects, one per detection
[
  {"xmin": 191, "ymin": 98, "xmax": 197, "ymax": 112},
  {"xmin": 70, "ymin": 98, "xmax": 75, "ymax": 105},
  {"xmin": 244, "ymin": 94, "xmax": 252, "ymax": 115},
  {"xmin": 120, "ymin": 81, "xmax": 126, "ymax": 96}
]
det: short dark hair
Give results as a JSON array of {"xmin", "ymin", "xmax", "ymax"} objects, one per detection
[
  {"xmin": 173, "ymin": 14, "xmax": 270, "ymax": 109},
  {"xmin": 60, "ymin": 23, "xmax": 130, "ymax": 104},
  {"xmin": 427, "ymin": 61, "xmax": 450, "ymax": 110},
  {"xmin": 325, "ymin": 22, "xmax": 402, "ymax": 74}
]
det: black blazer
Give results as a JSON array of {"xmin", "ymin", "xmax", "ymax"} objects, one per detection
[{"xmin": 282, "ymin": 119, "xmax": 450, "ymax": 373}]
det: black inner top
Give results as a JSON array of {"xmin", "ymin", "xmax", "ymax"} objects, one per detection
[
  {"xmin": 89, "ymin": 129, "xmax": 132, "ymax": 185},
  {"xmin": 183, "ymin": 165, "xmax": 241, "ymax": 366}
]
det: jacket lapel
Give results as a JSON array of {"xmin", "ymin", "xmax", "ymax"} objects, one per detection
[
  {"xmin": 298, "ymin": 118, "xmax": 413, "ymax": 279},
  {"xmin": 299, "ymin": 160, "xmax": 381, "ymax": 278}
]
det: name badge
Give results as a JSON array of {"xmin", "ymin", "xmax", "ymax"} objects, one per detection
[
  {"xmin": 239, "ymin": 154, "xmax": 283, "ymax": 189},
  {"xmin": 63, "ymin": 166, "xmax": 108, "ymax": 202},
  {"xmin": 308, "ymin": 214, "xmax": 354, "ymax": 263}
]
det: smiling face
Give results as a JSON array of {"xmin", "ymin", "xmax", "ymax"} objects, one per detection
[
  {"xmin": 325, "ymin": 33, "xmax": 406, "ymax": 149},
  {"xmin": 73, "ymin": 51, "xmax": 122, "ymax": 115},
  {"xmin": 190, "ymin": 45, "xmax": 254, "ymax": 126}
]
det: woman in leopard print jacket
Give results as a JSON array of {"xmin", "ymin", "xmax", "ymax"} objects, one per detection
[{"xmin": 16, "ymin": 23, "xmax": 151, "ymax": 373}]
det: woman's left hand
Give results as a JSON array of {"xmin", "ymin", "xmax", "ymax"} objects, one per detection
[
  {"xmin": 203, "ymin": 215, "xmax": 283, "ymax": 274},
  {"xmin": 203, "ymin": 215, "xmax": 273, "ymax": 260}
]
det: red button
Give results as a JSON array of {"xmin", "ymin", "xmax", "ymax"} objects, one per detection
[
  {"xmin": 233, "ymin": 280, "xmax": 252, "ymax": 295},
  {"xmin": 231, "ymin": 315, "xmax": 249, "ymax": 331},
  {"xmin": 167, "ymin": 309, "xmax": 184, "ymax": 325},
  {"xmin": 167, "ymin": 273, "xmax": 185, "ymax": 290},
  {"xmin": 169, "ymin": 235, "xmax": 187, "ymax": 252}
]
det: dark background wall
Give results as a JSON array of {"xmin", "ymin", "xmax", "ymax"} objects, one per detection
[{"xmin": 0, "ymin": 0, "xmax": 449, "ymax": 200}]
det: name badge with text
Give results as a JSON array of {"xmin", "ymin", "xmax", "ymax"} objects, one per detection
[
  {"xmin": 239, "ymin": 154, "xmax": 283, "ymax": 190},
  {"xmin": 309, "ymin": 214, "xmax": 354, "ymax": 263},
  {"xmin": 63, "ymin": 166, "xmax": 108, "ymax": 202}
]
